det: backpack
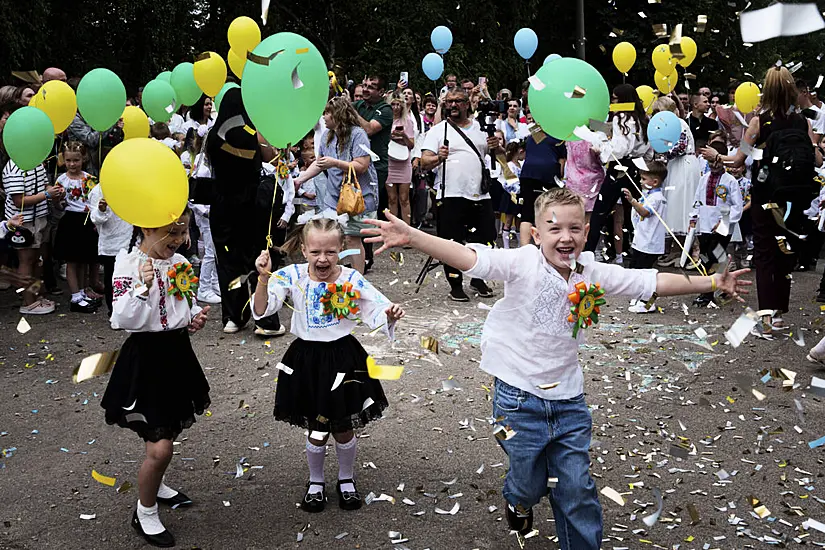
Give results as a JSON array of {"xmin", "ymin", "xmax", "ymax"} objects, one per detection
[{"xmin": 756, "ymin": 126, "xmax": 817, "ymax": 237}]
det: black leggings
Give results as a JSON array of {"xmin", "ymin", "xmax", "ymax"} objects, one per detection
[
  {"xmin": 585, "ymin": 163, "xmax": 640, "ymax": 253},
  {"xmin": 436, "ymin": 198, "xmax": 496, "ymax": 288}
]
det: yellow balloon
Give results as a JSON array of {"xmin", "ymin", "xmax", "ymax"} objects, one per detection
[
  {"xmin": 651, "ymin": 45, "xmax": 676, "ymax": 77},
  {"xmin": 677, "ymin": 37, "xmax": 698, "ymax": 68},
  {"xmin": 228, "ymin": 49, "xmax": 246, "ymax": 79},
  {"xmin": 654, "ymin": 71, "xmax": 678, "ymax": 94},
  {"xmin": 100, "ymin": 138, "xmax": 188, "ymax": 228},
  {"xmin": 28, "ymin": 94, "xmax": 40, "ymax": 108},
  {"xmin": 735, "ymin": 82, "xmax": 760, "ymax": 113},
  {"xmin": 35, "ymin": 80, "xmax": 77, "ymax": 134},
  {"xmin": 636, "ymin": 85, "xmax": 657, "ymax": 113},
  {"xmin": 228, "ymin": 16, "xmax": 261, "ymax": 55},
  {"xmin": 612, "ymin": 42, "xmax": 637, "ymax": 74},
  {"xmin": 193, "ymin": 51, "xmax": 227, "ymax": 97},
  {"xmin": 122, "ymin": 106, "xmax": 150, "ymax": 140}
]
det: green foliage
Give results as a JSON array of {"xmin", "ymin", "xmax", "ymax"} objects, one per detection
[{"xmin": 1, "ymin": 0, "xmax": 823, "ymax": 97}]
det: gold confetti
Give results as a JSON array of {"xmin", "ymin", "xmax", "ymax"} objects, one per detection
[
  {"xmin": 749, "ymin": 495, "xmax": 771, "ymax": 518},
  {"xmin": 73, "ymin": 351, "xmax": 119, "ymax": 384},
  {"xmin": 366, "ymin": 356, "xmax": 404, "ymax": 380},
  {"xmin": 697, "ymin": 15, "xmax": 708, "ymax": 33},
  {"xmin": 652, "ymin": 23, "xmax": 668, "ymax": 37},
  {"xmin": 421, "ymin": 336, "xmax": 439, "ymax": 353},
  {"xmin": 609, "ymin": 102, "xmax": 636, "ymax": 112},
  {"xmin": 91, "ymin": 470, "xmax": 116, "ymax": 487}
]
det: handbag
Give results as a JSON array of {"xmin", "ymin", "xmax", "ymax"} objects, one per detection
[
  {"xmin": 337, "ymin": 163, "xmax": 366, "ymax": 216},
  {"xmin": 447, "ymin": 120, "xmax": 493, "ymax": 195}
]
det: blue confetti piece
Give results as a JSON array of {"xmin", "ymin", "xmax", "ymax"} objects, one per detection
[
  {"xmin": 82, "ymin": 399, "xmax": 88, "ymax": 405},
  {"xmin": 338, "ymin": 249, "xmax": 361, "ymax": 260},
  {"xmin": 31, "ymin": 430, "xmax": 38, "ymax": 434},
  {"xmin": 263, "ymin": 442, "xmax": 270, "ymax": 448},
  {"xmin": 87, "ymin": 439, "xmax": 96, "ymax": 445},
  {"xmin": 760, "ymin": 372, "xmax": 771, "ymax": 384},
  {"xmin": 31, "ymin": 409, "xmax": 38, "ymax": 414},
  {"xmin": 809, "ymin": 435, "xmax": 825, "ymax": 449},
  {"xmin": 59, "ymin": 447, "xmax": 69, "ymax": 453},
  {"xmin": 46, "ymin": 380, "xmax": 57, "ymax": 385}
]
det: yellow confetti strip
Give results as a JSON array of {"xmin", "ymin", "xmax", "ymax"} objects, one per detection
[
  {"xmin": 296, "ymin": 48, "xmax": 309, "ymax": 54},
  {"xmin": 91, "ymin": 470, "xmax": 116, "ymax": 487},
  {"xmin": 609, "ymin": 102, "xmax": 636, "ymax": 112},
  {"xmin": 366, "ymin": 356, "xmax": 404, "ymax": 380}
]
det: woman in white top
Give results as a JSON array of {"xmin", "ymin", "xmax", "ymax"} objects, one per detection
[
  {"xmin": 587, "ymin": 84, "xmax": 653, "ymax": 257},
  {"xmin": 181, "ymin": 95, "xmax": 214, "ymax": 136},
  {"xmin": 495, "ymin": 99, "xmax": 529, "ymax": 143}
]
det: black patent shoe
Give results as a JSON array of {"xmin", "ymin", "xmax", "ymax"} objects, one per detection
[
  {"xmin": 131, "ymin": 510, "xmax": 175, "ymax": 548},
  {"xmin": 157, "ymin": 491, "xmax": 193, "ymax": 509},
  {"xmin": 336, "ymin": 479, "xmax": 362, "ymax": 511},
  {"xmin": 505, "ymin": 503, "xmax": 534, "ymax": 535},
  {"xmin": 300, "ymin": 482, "xmax": 326, "ymax": 513},
  {"xmin": 70, "ymin": 300, "xmax": 98, "ymax": 313}
]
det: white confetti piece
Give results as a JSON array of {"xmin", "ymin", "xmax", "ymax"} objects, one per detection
[
  {"xmin": 434, "ymin": 502, "xmax": 460, "ymax": 515},
  {"xmin": 79, "ymin": 514, "xmax": 96, "ymax": 520},
  {"xmin": 16, "ymin": 317, "xmax": 31, "ymax": 334},
  {"xmin": 331, "ymin": 372, "xmax": 346, "ymax": 391},
  {"xmin": 276, "ymin": 362, "xmax": 293, "ymax": 375},
  {"xmin": 600, "ymin": 486, "xmax": 625, "ymax": 506}
]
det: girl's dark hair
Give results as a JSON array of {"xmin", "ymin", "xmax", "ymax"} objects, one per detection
[
  {"xmin": 183, "ymin": 128, "xmax": 202, "ymax": 164},
  {"xmin": 150, "ymin": 122, "xmax": 171, "ymax": 140},
  {"xmin": 279, "ymin": 217, "xmax": 345, "ymax": 257},
  {"xmin": 128, "ymin": 205, "xmax": 192, "ymax": 252},
  {"xmin": 403, "ymin": 86, "xmax": 422, "ymax": 131},
  {"xmin": 189, "ymin": 94, "xmax": 210, "ymax": 125},
  {"xmin": 505, "ymin": 141, "xmax": 522, "ymax": 162},
  {"xmin": 612, "ymin": 83, "xmax": 648, "ymax": 143}
]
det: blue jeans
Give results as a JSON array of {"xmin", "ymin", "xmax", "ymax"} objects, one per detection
[{"xmin": 493, "ymin": 378, "xmax": 602, "ymax": 550}]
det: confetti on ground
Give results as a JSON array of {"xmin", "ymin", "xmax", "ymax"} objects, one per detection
[{"xmin": 91, "ymin": 470, "xmax": 116, "ymax": 487}]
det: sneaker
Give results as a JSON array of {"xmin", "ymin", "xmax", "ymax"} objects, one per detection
[
  {"xmin": 693, "ymin": 295, "xmax": 712, "ymax": 307},
  {"xmin": 223, "ymin": 321, "xmax": 242, "ymax": 334},
  {"xmin": 197, "ymin": 290, "xmax": 221, "ymax": 304},
  {"xmin": 254, "ymin": 325, "xmax": 286, "ymax": 337},
  {"xmin": 806, "ymin": 352, "xmax": 825, "ymax": 365},
  {"xmin": 629, "ymin": 302, "xmax": 655, "ymax": 314},
  {"xmin": 70, "ymin": 300, "xmax": 98, "ymax": 313},
  {"xmin": 449, "ymin": 287, "xmax": 470, "ymax": 302},
  {"xmin": 59, "ymin": 264, "xmax": 67, "ymax": 280},
  {"xmin": 771, "ymin": 317, "xmax": 789, "ymax": 331},
  {"xmin": 505, "ymin": 503, "xmax": 534, "ymax": 535},
  {"xmin": 47, "ymin": 285, "xmax": 64, "ymax": 296},
  {"xmin": 188, "ymin": 255, "xmax": 201, "ymax": 267},
  {"xmin": 470, "ymin": 280, "xmax": 494, "ymax": 298},
  {"xmin": 657, "ymin": 255, "xmax": 678, "ymax": 267},
  {"xmin": 19, "ymin": 300, "xmax": 55, "ymax": 315}
]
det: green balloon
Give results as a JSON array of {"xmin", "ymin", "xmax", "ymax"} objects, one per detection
[
  {"xmin": 142, "ymin": 79, "xmax": 178, "ymax": 123},
  {"xmin": 157, "ymin": 71, "xmax": 172, "ymax": 83},
  {"xmin": 170, "ymin": 62, "xmax": 202, "ymax": 106},
  {"xmin": 528, "ymin": 58, "xmax": 610, "ymax": 141},
  {"xmin": 242, "ymin": 32, "xmax": 328, "ymax": 148},
  {"xmin": 215, "ymin": 82, "xmax": 240, "ymax": 112},
  {"xmin": 77, "ymin": 68, "xmax": 127, "ymax": 131},
  {"xmin": 2, "ymin": 107, "xmax": 55, "ymax": 171}
]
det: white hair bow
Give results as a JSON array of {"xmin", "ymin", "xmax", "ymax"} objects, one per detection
[{"xmin": 296, "ymin": 208, "xmax": 349, "ymax": 226}]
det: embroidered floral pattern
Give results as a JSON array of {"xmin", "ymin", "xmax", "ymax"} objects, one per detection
[
  {"xmin": 112, "ymin": 276, "xmax": 132, "ymax": 299},
  {"xmin": 157, "ymin": 267, "xmax": 169, "ymax": 331}
]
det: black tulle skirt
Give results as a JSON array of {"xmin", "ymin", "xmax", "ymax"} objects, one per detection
[
  {"xmin": 101, "ymin": 329, "xmax": 210, "ymax": 442},
  {"xmin": 275, "ymin": 335, "xmax": 388, "ymax": 433}
]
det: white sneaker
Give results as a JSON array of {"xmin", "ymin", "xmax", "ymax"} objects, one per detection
[
  {"xmin": 197, "ymin": 290, "xmax": 221, "ymax": 304},
  {"xmin": 20, "ymin": 300, "xmax": 55, "ymax": 315},
  {"xmin": 614, "ymin": 255, "xmax": 624, "ymax": 265},
  {"xmin": 629, "ymin": 302, "xmax": 655, "ymax": 314},
  {"xmin": 254, "ymin": 325, "xmax": 286, "ymax": 337},
  {"xmin": 807, "ymin": 352, "xmax": 825, "ymax": 365},
  {"xmin": 223, "ymin": 320, "xmax": 241, "ymax": 334}
]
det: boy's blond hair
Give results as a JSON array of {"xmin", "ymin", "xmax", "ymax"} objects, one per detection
[{"xmin": 534, "ymin": 187, "xmax": 585, "ymax": 222}]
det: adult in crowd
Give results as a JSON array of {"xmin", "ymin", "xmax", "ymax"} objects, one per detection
[
  {"xmin": 797, "ymin": 79, "xmax": 825, "ymax": 138},
  {"xmin": 440, "ymin": 74, "xmax": 458, "ymax": 96},
  {"xmin": 495, "ymin": 99, "xmax": 529, "ymax": 143},
  {"xmin": 387, "ymin": 92, "xmax": 415, "ymax": 225},
  {"xmin": 518, "ymin": 128, "xmax": 567, "ymax": 246},
  {"xmin": 701, "ymin": 66, "xmax": 822, "ymax": 334},
  {"xmin": 688, "ymin": 93, "xmax": 717, "ymax": 148},
  {"xmin": 42, "ymin": 67, "xmax": 67, "ymax": 83},
  {"xmin": 294, "ymin": 97, "xmax": 378, "ymax": 273},
  {"xmin": 184, "ymin": 95, "xmax": 214, "ymax": 135},
  {"xmin": 715, "ymin": 81, "xmax": 754, "ymax": 149},
  {"xmin": 420, "ymin": 89, "xmax": 499, "ymax": 301}
]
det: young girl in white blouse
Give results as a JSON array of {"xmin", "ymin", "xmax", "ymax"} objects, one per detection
[
  {"xmin": 88, "ymin": 184, "xmax": 133, "ymax": 315},
  {"xmin": 252, "ymin": 216, "xmax": 404, "ymax": 513},
  {"xmin": 362, "ymin": 189, "xmax": 750, "ymax": 550},
  {"xmin": 101, "ymin": 206, "xmax": 210, "ymax": 548}
]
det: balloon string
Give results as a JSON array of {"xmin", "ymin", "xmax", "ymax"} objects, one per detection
[
  {"xmin": 53, "ymin": 135, "xmax": 63, "ymax": 182},
  {"xmin": 608, "ymin": 152, "xmax": 708, "ymax": 276},
  {"xmin": 265, "ymin": 147, "xmax": 288, "ymax": 250}
]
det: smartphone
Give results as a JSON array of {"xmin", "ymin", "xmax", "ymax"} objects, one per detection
[
  {"xmin": 478, "ymin": 76, "xmax": 487, "ymax": 87},
  {"xmin": 400, "ymin": 71, "xmax": 409, "ymax": 85}
]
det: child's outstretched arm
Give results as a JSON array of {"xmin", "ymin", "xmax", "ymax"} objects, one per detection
[
  {"xmin": 362, "ymin": 211, "xmax": 477, "ymax": 271},
  {"xmin": 655, "ymin": 261, "xmax": 752, "ymax": 301}
]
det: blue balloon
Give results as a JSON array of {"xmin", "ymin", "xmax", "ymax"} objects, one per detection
[
  {"xmin": 648, "ymin": 111, "xmax": 682, "ymax": 153},
  {"xmin": 514, "ymin": 28, "xmax": 538, "ymax": 60},
  {"xmin": 544, "ymin": 53, "xmax": 562, "ymax": 65},
  {"xmin": 422, "ymin": 53, "xmax": 444, "ymax": 81},
  {"xmin": 431, "ymin": 26, "xmax": 453, "ymax": 54}
]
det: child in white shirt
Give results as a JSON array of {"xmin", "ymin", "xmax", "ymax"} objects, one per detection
[
  {"xmin": 622, "ymin": 160, "xmax": 668, "ymax": 313},
  {"xmin": 362, "ymin": 187, "xmax": 750, "ymax": 549}
]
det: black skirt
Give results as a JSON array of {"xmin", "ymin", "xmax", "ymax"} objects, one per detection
[
  {"xmin": 275, "ymin": 335, "xmax": 388, "ymax": 433},
  {"xmin": 55, "ymin": 211, "xmax": 99, "ymax": 263},
  {"xmin": 101, "ymin": 329, "xmax": 210, "ymax": 442}
]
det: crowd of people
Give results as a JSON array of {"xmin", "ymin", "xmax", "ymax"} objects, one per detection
[{"xmin": 0, "ymin": 60, "xmax": 823, "ymax": 549}]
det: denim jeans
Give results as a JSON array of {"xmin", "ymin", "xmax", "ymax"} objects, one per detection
[{"xmin": 493, "ymin": 378, "xmax": 602, "ymax": 550}]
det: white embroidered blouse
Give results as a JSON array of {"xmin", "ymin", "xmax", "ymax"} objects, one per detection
[
  {"xmin": 253, "ymin": 263, "xmax": 395, "ymax": 342},
  {"xmin": 111, "ymin": 249, "xmax": 202, "ymax": 332}
]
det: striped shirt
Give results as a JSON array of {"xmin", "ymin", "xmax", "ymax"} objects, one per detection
[{"xmin": 2, "ymin": 161, "xmax": 49, "ymax": 223}]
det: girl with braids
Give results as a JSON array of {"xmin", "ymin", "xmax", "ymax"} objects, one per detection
[
  {"xmin": 586, "ymin": 83, "xmax": 653, "ymax": 258},
  {"xmin": 101, "ymin": 205, "xmax": 211, "ymax": 547},
  {"xmin": 252, "ymin": 216, "xmax": 404, "ymax": 514},
  {"xmin": 293, "ymin": 97, "xmax": 378, "ymax": 273}
]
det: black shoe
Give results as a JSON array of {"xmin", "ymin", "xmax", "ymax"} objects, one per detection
[
  {"xmin": 336, "ymin": 479, "xmax": 362, "ymax": 510},
  {"xmin": 364, "ymin": 259, "xmax": 374, "ymax": 274},
  {"xmin": 300, "ymin": 482, "xmax": 326, "ymax": 513},
  {"xmin": 47, "ymin": 286, "xmax": 63, "ymax": 296},
  {"xmin": 70, "ymin": 300, "xmax": 98, "ymax": 313},
  {"xmin": 449, "ymin": 287, "xmax": 470, "ymax": 302},
  {"xmin": 157, "ymin": 491, "xmax": 193, "ymax": 509},
  {"xmin": 505, "ymin": 503, "xmax": 533, "ymax": 535},
  {"xmin": 470, "ymin": 280, "xmax": 494, "ymax": 298},
  {"xmin": 131, "ymin": 510, "xmax": 175, "ymax": 548},
  {"xmin": 817, "ymin": 292, "xmax": 825, "ymax": 304},
  {"xmin": 693, "ymin": 294, "xmax": 712, "ymax": 307}
]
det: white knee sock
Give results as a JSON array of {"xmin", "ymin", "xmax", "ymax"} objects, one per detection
[
  {"xmin": 502, "ymin": 229, "xmax": 510, "ymax": 249},
  {"xmin": 306, "ymin": 439, "xmax": 326, "ymax": 495},
  {"xmin": 137, "ymin": 500, "xmax": 166, "ymax": 535},
  {"xmin": 336, "ymin": 437, "xmax": 357, "ymax": 493}
]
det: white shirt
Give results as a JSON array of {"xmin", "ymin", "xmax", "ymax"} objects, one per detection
[
  {"xmin": 463, "ymin": 245, "xmax": 657, "ymax": 400},
  {"xmin": 495, "ymin": 119, "xmax": 529, "ymax": 143},
  {"xmin": 598, "ymin": 115, "xmax": 654, "ymax": 164},
  {"xmin": 88, "ymin": 185, "xmax": 133, "ymax": 257},
  {"xmin": 261, "ymin": 163, "xmax": 296, "ymax": 224},
  {"xmin": 56, "ymin": 172, "xmax": 91, "ymax": 213},
  {"xmin": 111, "ymin": 249, "xmax": 202, "ymax": 332},
  {"xmin": 253, "ymin": 263, "xmax": 395, "ymax": 341},
  {"xmin": 692, "ymin": 171, "xmax": 744, "ymax": 234},
  {"xmin": 422, "ymin": 120, "xmax": 491, "ymax": 201},
  {"xmin": 180, "ymin": 151, "xmax": 212, "ymax": 179},
  {"xmin": 167, "ymin": 114, "xmax": 186, "ymax": 135},
  {"xmin": 631, "ymin": 188, "xmax": 667, "ymax": 254},
  {"xmin": 2, "ymin": 161, "xmax": 49, "ymax": 223}
]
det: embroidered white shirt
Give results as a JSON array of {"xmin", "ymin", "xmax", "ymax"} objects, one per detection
[
  {"xmin": 463, "ymin": 245, "xmax": 657, "ymax": 400},
  {"xmin": 691, "ymin": 171, "xmax": 744, "ymax": 235},
  {"xmin": 254, "ymin": 263, "xmax": 395, "ymax": 341},
  {"xmin": 88, "ymin": 185, "xmax": 133, "ymax": 257},
  {"xmin": 111, "ymin": 249, "xmax": 202, "ymax": 332}
]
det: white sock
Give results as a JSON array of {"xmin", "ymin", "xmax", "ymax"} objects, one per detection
[
  {"xmin": 157, "ymin": 481, "xmax": 178, "ymax": 499},
  {"xmin": 336, "ymin": 437, "xmax": 357, "ymax": 493},
  {"xmin": 306, "ymin": 439, "xmax": 326, "ymax": 495},
  {"xmin": 137, "ymin": 500, "xmax": 166, "ymax": 535},
  {"xmin": 71, "ymin": 292, "xmax": 84, "ymax": 304},
  {"xmin": 501, "ymin": 230, "xmax": 510, "ymax": 249}
]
